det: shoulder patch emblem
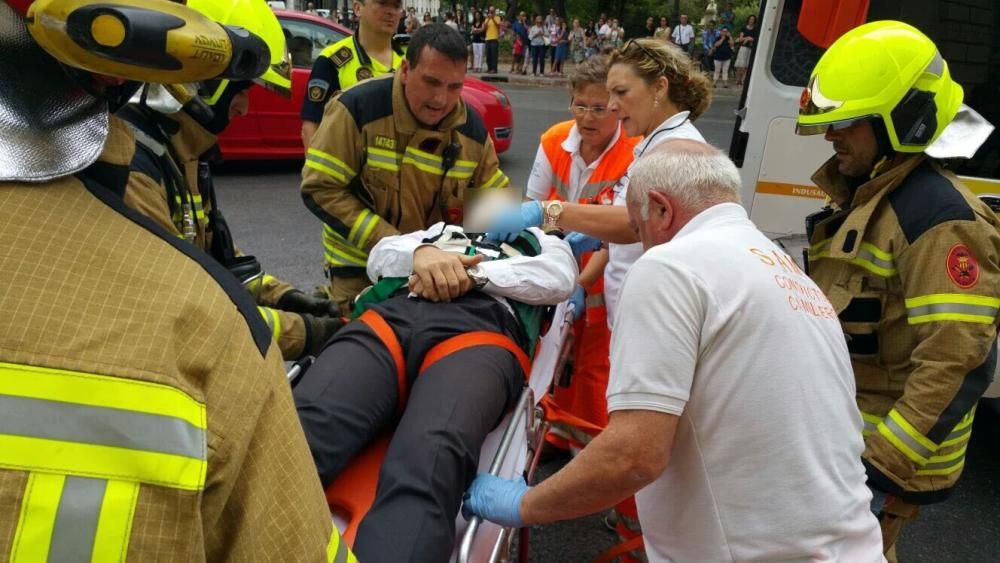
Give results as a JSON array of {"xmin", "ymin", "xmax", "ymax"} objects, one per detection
[
  {"xmin": 946, "ymin": 243, "xmax": 980, "ymax": 289},
  {"xmin": 356, "ymin": 67, "xmax": 374, "ymax": 81},
  {"xmin": 307, "ymin": 78, "xmax": 330, "ymax": 102},
  {"xmin": 331, "ymin": 46, "xmax": 354, "ymax": 67}
]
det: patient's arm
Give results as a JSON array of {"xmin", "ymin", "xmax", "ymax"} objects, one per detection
[
  {"xmin": 368, "ymin": 224, "xmax": 578, "ymax": 306},
  {"xmin": 366, "ymin": 223, "xmax": 442, "ymax": 282},
  {"xmin": 478, "ymin": 227, "xmax": 578, "ymax": 305}
]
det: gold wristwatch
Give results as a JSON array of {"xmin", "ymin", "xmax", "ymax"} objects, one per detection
[{"xmin": 543, "ymin": 200, "xmax": 564, "ymax": 229}]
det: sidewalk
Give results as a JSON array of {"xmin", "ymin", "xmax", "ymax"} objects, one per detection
[{"xmin": 471, "ymin": 68, "xmax": 569, "ymax": 88}]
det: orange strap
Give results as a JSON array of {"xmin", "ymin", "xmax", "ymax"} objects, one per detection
[
  {"xmin": 592, "ymin": 535, "xmax": 645, "ymax": 563},
  {"xmin": 358, "ymin": 310, "xmax": 408, "ymax": 414},
  {"xmin": 419, "ymin": 331, "xmax": 531, "ymax": 379},
  {"xmin": 539, "ymin": 395, "xmax": 605, "ymax": 437}
]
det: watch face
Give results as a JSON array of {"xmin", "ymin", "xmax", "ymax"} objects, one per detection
[{"xmin": 466, "ymin": 265, "xmax": 488, "ymax": 287}]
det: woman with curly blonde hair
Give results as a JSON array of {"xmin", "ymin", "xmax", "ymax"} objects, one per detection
[{"xmin": 485, "ymin": 38, "xmax": 713, "ymax": 324}]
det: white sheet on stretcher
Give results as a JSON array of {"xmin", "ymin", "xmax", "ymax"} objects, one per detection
[{"xmin": 330, "ymin": 302, "xmax": 573, "ymax": 561}]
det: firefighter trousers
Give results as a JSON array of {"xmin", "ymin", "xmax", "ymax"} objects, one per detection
[{"xmin": 294, "ymin": 292, "xmax": 526, "ymax": 562}]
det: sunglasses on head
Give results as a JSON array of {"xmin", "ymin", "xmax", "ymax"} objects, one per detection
[{"xmin": 623, "ymin": 39, "xmax": 666, "ymax": 74}]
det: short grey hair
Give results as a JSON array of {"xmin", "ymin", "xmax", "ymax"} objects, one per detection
[
  {"xmin": 569, "ymin": 55, "xmax": 609, "ymax": 93},
  {"xmin": 626, "ymin": 141, "xmax": 742, "ymax": 219}
]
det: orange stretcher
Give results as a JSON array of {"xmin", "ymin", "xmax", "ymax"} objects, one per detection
[{"xmin": 288, "ymin": 301, "xmax": 576, "ymax": 562}]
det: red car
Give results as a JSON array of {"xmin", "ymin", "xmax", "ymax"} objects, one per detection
[{"xmin": 218, "ymin": 10, "xmax": 513, "ymax": 160}]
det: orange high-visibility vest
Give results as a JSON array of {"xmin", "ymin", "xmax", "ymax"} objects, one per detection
[
  {"xmin": 540, "ymin": 120, "xmax": 639, "ymax": 205},
  {"xmin": 541, "ymin": 120, "xmax": 637, "ymax": 448}
]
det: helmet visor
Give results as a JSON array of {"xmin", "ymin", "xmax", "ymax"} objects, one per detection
[
  {"xmin": 254, "ymin": 50, "xmax": 293, "ymax": 98},
  {"xmin": 795, "ymin": 115, "xmax": 876, "ymax": 136}
]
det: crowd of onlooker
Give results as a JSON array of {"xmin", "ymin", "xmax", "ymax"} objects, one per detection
[
  {"xmin": 494, "ymin": 6, "xmax": 759, "ymax": 86},
  {"xmin": 314, "ymin": 1, "xmax": 759, "ymax": 87}
]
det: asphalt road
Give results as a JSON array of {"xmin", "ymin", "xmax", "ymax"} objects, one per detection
[{"xmin": 213, "ymin": 84, "xmax": 1000, "ymax": 562}]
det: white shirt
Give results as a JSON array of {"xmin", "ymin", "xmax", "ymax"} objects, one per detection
[
  {"xmin": 605, "ymin": 111, "xmax": 703, "ymax": 327},
  {"xmin": 526, "ymin": 124, "xmax": 623, "ymax": 202},
  {"xmin": 671, "ymin": 23, "xmax": 695, "ymax": 45},
  {"xmin": 598, "ymin": 23, "xmax": 611, "ymax": 37},
  {"xmin": 608, "ymin": 203, "xmax": 884, "ymax": 563},
  {"xmin": 367, "ymin": 223, "xmax": 577, "ymax": 307}
]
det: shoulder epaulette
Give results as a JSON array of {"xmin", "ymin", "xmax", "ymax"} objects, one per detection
[
  {"xmin": 888, "ymin": 161, "xmax": 974, "ymax": 244},
  {"xmin": 457, "ymin": 104, "xmax": 488, "ymax": 144},
  {"xmin": 337, "ymin": 75, "xmax": 395, "ymax": 129}
]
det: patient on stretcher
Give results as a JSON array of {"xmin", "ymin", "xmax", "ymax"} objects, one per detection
[{"xmin": 293, "ymin": 218, "xmax": 576, "ymax": 562}]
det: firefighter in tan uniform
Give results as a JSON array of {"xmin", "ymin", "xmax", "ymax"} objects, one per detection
[
  {"xmin": 302, "ymin": 24, "xmax": 510, "ymax": 314},
  {"xmin": 0, "ymin": 1, "xmax": 351, "ymax": 560},
  {"xmin": 796, "ymin": 21, "xmax": 999, "ymax": 559},
  {"xmin": 120, "ymin": 0, "xmax": 346, "ymax": 361}
]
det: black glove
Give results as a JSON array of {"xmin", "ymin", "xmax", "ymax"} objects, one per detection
[
  {"xmin": 277, "ymin": 289, "xmax": 340, "ymax": 317},
  {"xmin": 302, "ymin": 314, "xmax": 347, "ymax": 357}
]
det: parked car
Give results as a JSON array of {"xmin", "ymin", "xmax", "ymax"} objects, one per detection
[{"xmin": 217, "ymin": 10, "xmax": 513, "ymax": 160}]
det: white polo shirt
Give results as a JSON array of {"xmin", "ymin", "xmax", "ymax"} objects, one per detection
[
  {"xmin": 526, "ymin": 123, "xmax": 623, "ymax": 202},
  {"xmin": 605, "ymin": 111, "xmax": 703, "ymax": 327},
  {"xmin": 607, "ymin": 203, "xmax": 884, "ymax": 563},
  {"xmin": 672, "ymin": 23, "xmax": 695, "ymax": 45}
]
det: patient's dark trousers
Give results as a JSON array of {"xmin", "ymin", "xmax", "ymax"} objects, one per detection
[{"xmin": 294, "ymin": 292, "xmax": 526, "ymax": 563}]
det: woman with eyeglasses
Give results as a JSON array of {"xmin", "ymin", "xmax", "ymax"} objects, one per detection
[
  {"xmin": 524, "ymin": 55, "xmax": 640, "ymax": 456},
  {"xmin": 487, "ymin": 38, "xmax": 711, "ymax": 326}
]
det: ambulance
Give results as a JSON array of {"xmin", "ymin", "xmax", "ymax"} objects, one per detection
[{"xmin": 730, "ymin": 0, "xmax": 1000, "ymax": 398}]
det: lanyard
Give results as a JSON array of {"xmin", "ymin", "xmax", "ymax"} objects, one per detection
[
  {"xmin": 637, "ymin": 117, "xmax": 690, "ymax": 159},
  {"xmin": 610, "ymin": 116, "xmax": 691, "ymax": 198}
]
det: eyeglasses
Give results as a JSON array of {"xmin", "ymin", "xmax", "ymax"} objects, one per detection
[
  {"xmin": 569, "ymin": 105, "xmax": 611, "ymax": 118},
  {"xmin": 623, "ymin": 39, "xmax": 666, "ymax": 74}
]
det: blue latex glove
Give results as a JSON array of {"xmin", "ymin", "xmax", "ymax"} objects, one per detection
[
  {"xmin": 462, "ymin": 474, "xmax": 529, "ymax": 528},
  {"xmin": 566, "ymin": 231, "xmax": 603, "ymax": 261},
  {"xmin": 869, "ymin": 488, "xmax": 887, "ymax": 515},
  {"xmin": 569, "ymin": 284, "xmax": 586, "ymax": 321},
  {"xmin": 485, "ymin": 201, "xmax": 543, "ymax": 242}
]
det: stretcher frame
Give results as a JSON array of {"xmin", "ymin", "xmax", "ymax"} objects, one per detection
[
  {"xmin": 287, "ymin": 301, "xmax": 575, "ymax": 563},
  {"xmin": 455, "ymin": 301, "xmax": 575, "ymax": 563}
]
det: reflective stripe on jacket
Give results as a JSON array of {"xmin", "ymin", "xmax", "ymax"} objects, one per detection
[{"xmin": 808, "ymin": 153, "xmax": 1000, "ymax": 504}]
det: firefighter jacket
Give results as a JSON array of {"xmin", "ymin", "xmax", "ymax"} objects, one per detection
[
  {"xmin": 807, "ymin": 153, "xmax": 1000, "ymax": 505},
  {"xmin": 538, "ymin": 119, "xmax": 639, "ymax": 204},
  {"xmin": 118, "ymin": 105, "xmax": 312, "ymax": 360},
  {"xmin": 301, "ymin": 73, "xmax": 510, "ymax": 281},
  {"xmin": 300, "ymin": 32, "xmax": 403, "ymax": 124},
  {"xmin": 0, "ymin": 116, "xmax": 351, "ymax": 561}
]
